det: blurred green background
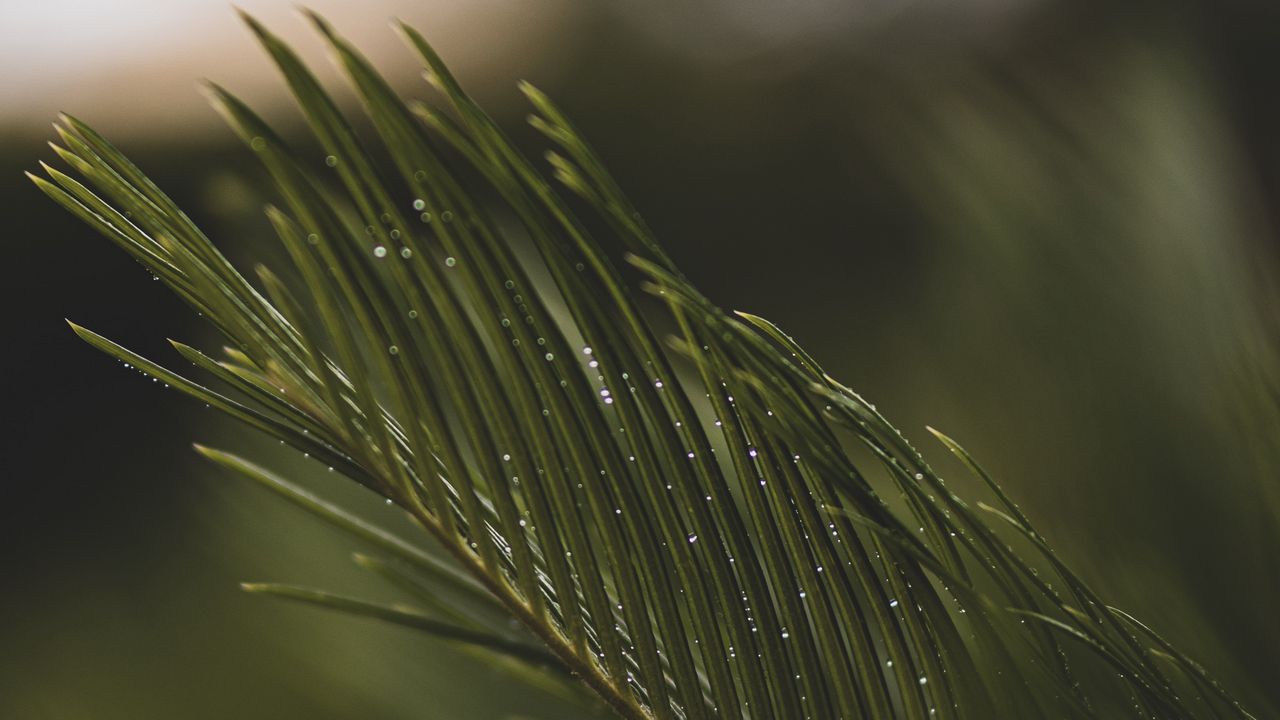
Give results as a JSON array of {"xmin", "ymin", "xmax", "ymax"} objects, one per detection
[{"xmin": 3, "ymin": 1, "xmax": 1279, "ymax": 717}]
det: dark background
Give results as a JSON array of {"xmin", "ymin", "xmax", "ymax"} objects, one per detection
[{"xmin": 3, "ymin": 1, "xmax": 1280, "ymax": 717}]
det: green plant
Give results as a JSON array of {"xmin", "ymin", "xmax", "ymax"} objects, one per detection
[{"xmin": 29, "ymin": 10, "xmax": 1256, "ymax": 719}]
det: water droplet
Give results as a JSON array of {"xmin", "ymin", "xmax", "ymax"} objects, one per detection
[
  {"xmin": 388, "ymin": 345, "xmax": 399, "ymax": 355},
  {"xmin": 444, "ymin": 256, "xmax": 456, "ymax": 267},
  {"xmin": 918, "ymin": 676, "xmax": 928, "ymax": 686},
  {"xmin": 373, "ymin": 245, "xmax": 387, "ymax": 258},
  {"xmin": 400, "ymin": 247, "xmax": 413, "ymax": 259},
  {"xmin": 687, "ymin": 534, "xmax": 698, "ymax": 543},
  {"xmin": 889, "ymin": 599, "xmax": 899, "ymax": 608},
  {"xmin": 544, "ymin": 353, "xmax": 554, "ymax": 361},
  {"xmin": 250, "ymin": 136, "xmax": 266, "ymax": 151},
  {"xmin": 324, "ymin": 155, "xmax": 337, "ymax": 167},
  {"xmin": 412, "ymin": 199, "xmax": 425, "ymax": 210},
  {"xmin": 583, "ymin": 346, "xmax": 593, "ymax": 356}
]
